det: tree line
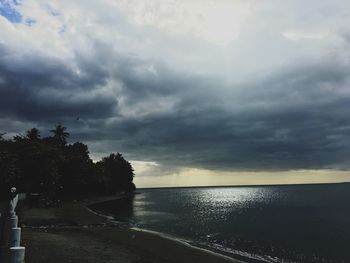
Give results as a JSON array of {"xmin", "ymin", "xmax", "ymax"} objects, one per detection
[{"xmin": 0, "ymin": 125, "xmax": 136, "ymax": 201}]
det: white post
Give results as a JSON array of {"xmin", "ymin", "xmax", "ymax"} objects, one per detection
[
  {"xmin": 10, "ymin": 246, "xmax": 25, "ymax": 263},
  {"xmin": 10, "ymin": 215, "xmax": 18, "ymax": 228},
  {"xmin": 10, "ymin": 227, "xmax": 21, "ymax": 247}
]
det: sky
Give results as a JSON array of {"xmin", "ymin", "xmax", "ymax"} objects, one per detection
[{"xmin": 1, "ymin": 0, "xmax": 350, "ymax": 187}]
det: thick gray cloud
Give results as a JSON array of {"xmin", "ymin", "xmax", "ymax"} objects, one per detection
[
  {"xmin": 1, "ymin": 0, "xmax": 350, "ymax": 175},
  {"xmin": 78, "ymin": 60, "xmax": 350, "ymax": 171}
]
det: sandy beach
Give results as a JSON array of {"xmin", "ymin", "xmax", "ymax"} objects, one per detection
[{"xmin": 7, "ymin": 197, "xmax": 245, "ymax": 263}]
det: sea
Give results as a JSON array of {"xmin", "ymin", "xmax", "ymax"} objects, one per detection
[{"xmin": 89, "ymin": 183, "xmax": 350, "ymax": 263}]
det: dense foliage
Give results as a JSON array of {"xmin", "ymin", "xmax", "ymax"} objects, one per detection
[{"xmin": 0, "ymin": 126, "xmax": 135, "ymax": 200}]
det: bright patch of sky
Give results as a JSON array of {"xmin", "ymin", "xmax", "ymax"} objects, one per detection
[{"xmin": 0, "ymin": 0, "xmax": 22, "ymax": 23}]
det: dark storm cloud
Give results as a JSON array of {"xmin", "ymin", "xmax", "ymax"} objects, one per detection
[
  {"xmin": 2, "ymin": 33, "xmax": 350, "ymax": 171},
  {"xmin": 0, "ymin": 43, "xmax": 116, "ymax": 122},
  {"xmin": 81, "ymin": 59, "xmax": 350, "ymax": 171}
]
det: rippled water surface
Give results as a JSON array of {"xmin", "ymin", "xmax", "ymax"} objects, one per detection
[{"xmin": 91, "ymin": 184, "xmax": 350, "ymax": 263}]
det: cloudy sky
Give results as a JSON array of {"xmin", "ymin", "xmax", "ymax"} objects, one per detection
[{"xmin": 1, "ymin": 0, "xmax": 350, "ymax": 187}]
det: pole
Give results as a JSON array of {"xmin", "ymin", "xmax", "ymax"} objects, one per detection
[
  {"xmin": 10, "ymin": 215, "xmax": 18, "ymax": 229},
  {"xmin": 10, "ymin": 246, "xmax": 25, "ymax": 263},
  {"xmin": 10, "ymin": 227, "xmax": 21, "ymax": 247}
]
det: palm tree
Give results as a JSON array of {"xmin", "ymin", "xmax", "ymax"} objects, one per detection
[
  {"xmin": 50, "ymin": 125, "xmax": 69, "ymax": 145},
  {"xmin": 26, "ymin": 128, "xmax": 40, "ymax": 141}
]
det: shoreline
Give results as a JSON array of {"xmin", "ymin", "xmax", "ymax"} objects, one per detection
[
  {"xmin": 128, "ymin": 227, "xmax": 268, "ymax": 263},
  {"xmin": 137, "ymin": 181, "xmax": 350, "ymax": 190},
  {"xmin": 87, "ymin": 196, "xmax": 269, "ymax": 263},
  {"xmin": 18, "ymin": 195, "xmax": 247, "ymax": 263},
  {"xmin": 87, "ymin": 196, "xmax": 249, "ymax": 262}
]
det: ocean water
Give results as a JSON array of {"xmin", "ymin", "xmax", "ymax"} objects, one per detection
[{"xmin": 90, "ymin": 183, "xmax": 350, "ymax": 263}]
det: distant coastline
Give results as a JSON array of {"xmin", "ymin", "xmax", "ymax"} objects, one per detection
[{"xmin": 138, "ymin": 181, "xmax": 350, "ymax": 190}]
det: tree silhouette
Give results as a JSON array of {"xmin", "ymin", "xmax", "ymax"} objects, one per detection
[
  {"xmin": 26, "ymin": 128, "xmax": 40, "ymax": 141},
  {"xmin": 50, "ymin": 124, "xmax": 69, "ymax": 145},
  {"xmin": 97, "ymin": 153, "xmax": 135, "ymax": 194},
  {"xmin": 0, "ymin": 125, "xmax": 136, "ymax": 201}
]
